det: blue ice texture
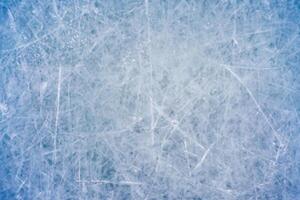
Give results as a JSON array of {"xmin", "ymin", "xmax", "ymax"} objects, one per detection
[{"xmin": 0, "ymin": 0, "xmax": 300, "ymax": 199}]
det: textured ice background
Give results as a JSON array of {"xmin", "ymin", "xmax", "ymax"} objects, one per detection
[{"xmin": 0, "ymin": 0, "xmax": 300, "ymax": 199}]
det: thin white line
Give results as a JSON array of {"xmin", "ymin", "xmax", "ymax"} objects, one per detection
[
  {"xmin": 193, "ymin": 142, "xmax": 215, "ymax": 171},
  {"xmin": 223, "ymin": 65, "xmax": 283, "ymax": 149},
  {"xmin": 54, "ymin": 66, "xmax": 62, "ymax": 161}
]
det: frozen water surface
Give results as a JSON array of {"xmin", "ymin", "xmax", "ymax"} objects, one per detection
[{"xmin": 0, "ymin": 0, "xmax": 300, "ymax": 199}]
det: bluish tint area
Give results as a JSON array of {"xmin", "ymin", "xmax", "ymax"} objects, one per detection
[{"xmin": 0, "ymin": 0, "xmax": 300, "ymax": 199}]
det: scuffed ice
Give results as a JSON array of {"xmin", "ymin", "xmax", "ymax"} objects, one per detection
[{"xmin": 0, "ymin": 0, "xmax": 300, "ymax": 199}]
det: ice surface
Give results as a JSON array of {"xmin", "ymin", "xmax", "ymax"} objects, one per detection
[{"xmin": 0, "ymin": 0, "xmax": 300, "ymax": 199}]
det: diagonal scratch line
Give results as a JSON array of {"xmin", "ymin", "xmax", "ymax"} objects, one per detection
[
  {"xmin": 222, "ymin": 64, "xmax": 283, "ymax": 148},
  {"xmin": 193, "ymin": 142, "xmax": 215, "ymax": 171}
]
